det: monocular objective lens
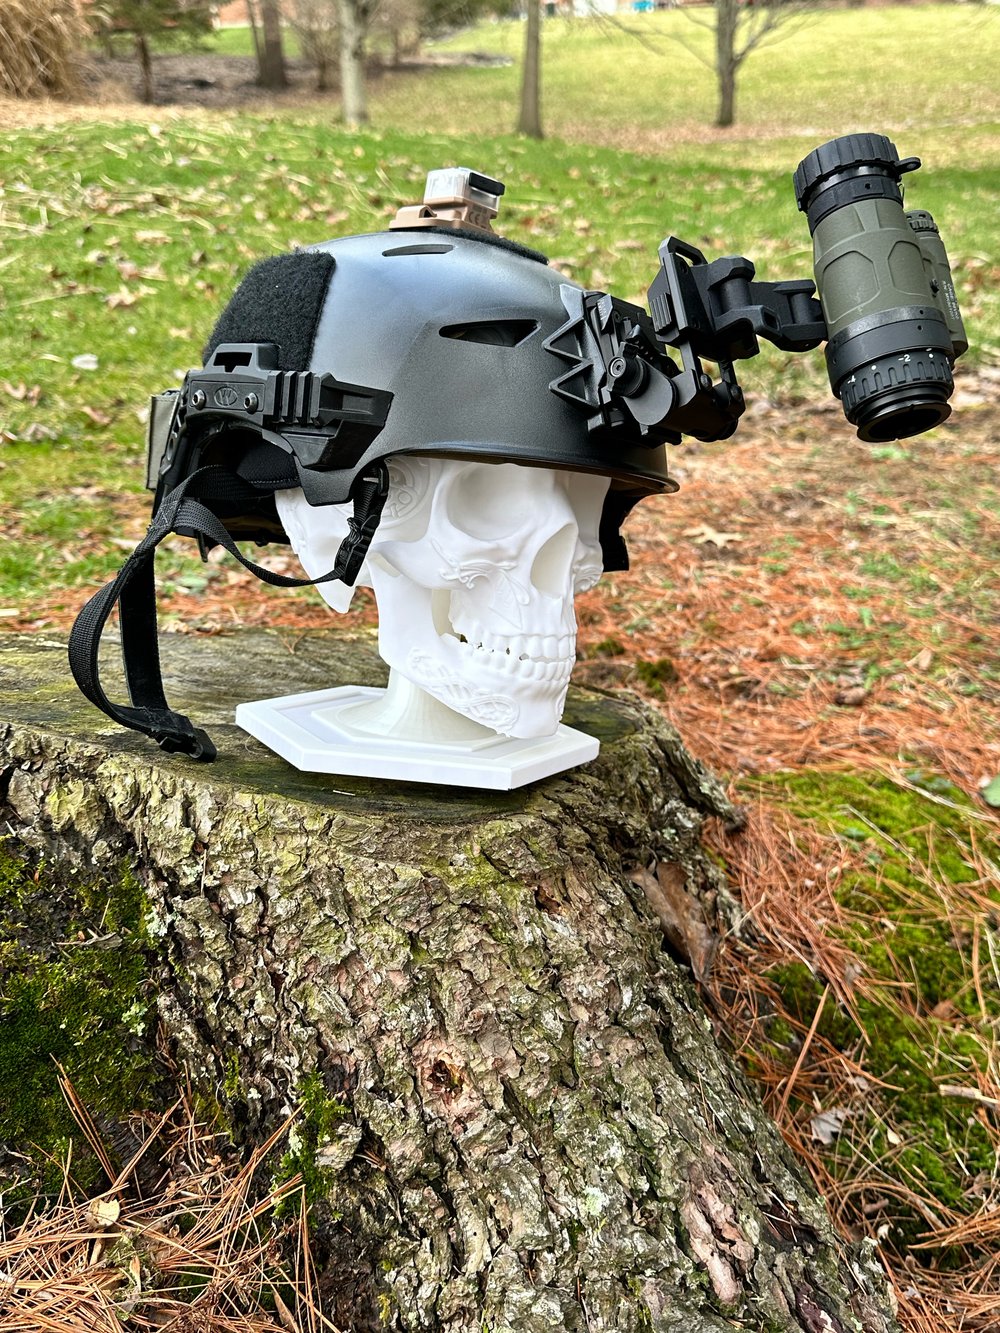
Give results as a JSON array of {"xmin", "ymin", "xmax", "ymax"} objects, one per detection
[{"xmin": 794, "ymin": 134, "xmax": 961, "ymax": 441}]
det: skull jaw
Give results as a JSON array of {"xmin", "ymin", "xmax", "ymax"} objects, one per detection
[
  {"xmin": 374, "ymin": 581, "xmax": 574, "ymax": 739},
  {"xmin": 275, "ymin": 460, "xmax": 606, "ymax": 743}
]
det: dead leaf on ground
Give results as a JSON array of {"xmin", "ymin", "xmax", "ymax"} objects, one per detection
[
  {"xmin": 10, "ymin": 423, "xmax": 57, "ymax": 442},
  {"xmin": 106, "ymin": 286, "xmax": 138, "ymax": 309},
  {"xmin": 810, "ymin": 1107, "xmax": 850, "ymax": 1144},
  {"xmin": 683, "ymin": 523, "xmax": 744, "ymax": 548},
  {"xmin": 2, "ymin": 380, "xmax": 41, "ymax": 403}
]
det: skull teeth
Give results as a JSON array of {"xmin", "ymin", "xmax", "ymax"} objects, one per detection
[{"xmin": 449, "ymin": 619, "xmax": 575, "ymax": 681}]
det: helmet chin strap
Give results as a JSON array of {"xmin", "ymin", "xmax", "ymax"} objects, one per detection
[{"xmin": 68, "ymin": 461, "xmax": 389, "ymax": 762}]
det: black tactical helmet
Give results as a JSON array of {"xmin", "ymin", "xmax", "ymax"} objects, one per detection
[
  {"xmin": 71, "ymin": 167, "xmax": 677, "ymax": 760},
  {"xmin": 150, "ymin": 170, "xmax": 676, "ymax": 570}
]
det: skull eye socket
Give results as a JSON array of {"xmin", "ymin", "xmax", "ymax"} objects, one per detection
[
  {"xmin": 439, "ymin": 320, "xmax": 538, "ymax": 347},
  {"xmin": 445, "ymin": 465, "xmax": 529, "ymax": 540}
]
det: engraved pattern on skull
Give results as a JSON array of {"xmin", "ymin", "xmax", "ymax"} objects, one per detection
[
  {"xmin": 275, "ymin": 457, "xmax": 609, "ymax": 738},
  {"xmin": 380, "ymin": 458, "xmax": 425, "ymax": 524}
]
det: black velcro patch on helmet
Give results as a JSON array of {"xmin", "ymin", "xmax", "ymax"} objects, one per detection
[{"xmin": 203, "ymin": 251, "xmax": 336, "ymax": 371}]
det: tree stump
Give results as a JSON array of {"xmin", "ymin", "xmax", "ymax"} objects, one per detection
[{"xmin": 0, "ymin": 629, "xmax": 896, "ymax": 1333}]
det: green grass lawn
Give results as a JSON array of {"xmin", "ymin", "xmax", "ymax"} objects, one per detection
[
  {"xmin": 206, "ymin": 23, "xmax": 303, "ymax": 58},
  {"xmin": 377, "ymin": 4, "xmax": 1000, "ymax": 145},
  {"xmin": 206, "ymin": 6, "xmax": 1000, "ymax": 152}
]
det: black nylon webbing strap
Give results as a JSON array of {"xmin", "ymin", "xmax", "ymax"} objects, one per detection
[{"xmin": 68, "ymin": 461, "xmax": 389, "ymax": 761}]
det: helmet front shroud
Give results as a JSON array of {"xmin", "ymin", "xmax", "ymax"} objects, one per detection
[{"xmin": 71, "ymin": 226, "xmax": 674, "ymax": 760}]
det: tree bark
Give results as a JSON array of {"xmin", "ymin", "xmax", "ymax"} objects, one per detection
[
  {"xmin": 338, "ymin": 0, "xmax": 370, "ymax": 125},
  {"xmin": 715, "ymin": 0, "xmax": 738, "ymax": 128},
  {"xmin": 517, "ymin": 0, "xmax": 543, "ymax": 139},
  {"xmin": 257, "ymin": 0, "xmax": 289, "ymax": 89},
  {"xmin": 245, "ymin": 0, "xmax": 265, "ymax": 67},
  {"xmin": 135, "ymin": 32, "xmax": 155, "ymax": 104},
  {"xmin": 716, "ymin": 63, "xmax": 736, "ymax": 129},
  {"xmin": 0, "ymin": 629, "xmax": 897, "ymax": 1333}
]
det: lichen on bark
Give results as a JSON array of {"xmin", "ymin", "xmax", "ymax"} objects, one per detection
[{"xmin": 0, "ymin": 630, "xmax": 897, "ymax": 1332}]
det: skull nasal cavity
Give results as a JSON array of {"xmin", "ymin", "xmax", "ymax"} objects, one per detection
[{"xmin": 531, "ymin": 524, "xmax": 576, "ymax": 598}]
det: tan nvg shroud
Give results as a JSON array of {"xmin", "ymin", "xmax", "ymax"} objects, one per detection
[{"xmin": 390, "ymin": 167, "xmax": 504, "ymax": 235}]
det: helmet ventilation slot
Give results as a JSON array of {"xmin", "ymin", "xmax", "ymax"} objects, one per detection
[
  {"xmin": 382, "ymin": 243, "xmax": 454, "ymax": 257},
  {"xmin": 439, "ymin": 319, "xmax": 538, "ymax": 347}
]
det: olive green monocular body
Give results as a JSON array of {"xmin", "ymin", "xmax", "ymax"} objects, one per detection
[{"xmin": 794, "ymin": 134, "xmax": 968, "ymax": 443}]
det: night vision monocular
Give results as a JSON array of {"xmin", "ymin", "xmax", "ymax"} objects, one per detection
[
  {"xmin": 794, "ymin": 133, "xmax": 967, "ymax": 441},
  {"xmin": 587, "ymin": 131, "xmax": 968, "ymax": 449}
]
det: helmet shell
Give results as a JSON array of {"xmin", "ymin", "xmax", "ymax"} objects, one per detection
[{"xmin": 286, "ymin": 229, "xmax": 670, "ymax": 504}]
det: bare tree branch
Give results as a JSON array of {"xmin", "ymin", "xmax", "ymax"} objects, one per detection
[
  {"xmin": 585, "ymin": 9, "xmax": 714, "ymax": 71},
  {"xmin": 589, "ymin": 0, "xmax": 815, "ymax": 127}
]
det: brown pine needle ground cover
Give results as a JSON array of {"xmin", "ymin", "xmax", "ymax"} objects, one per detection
[
  {"xmin": 701, "ymin": 798, "xmax": 1000, "ymax": 1332},
  {"xmin": 0, "ymin": 1071, "xmax": 330, "ymax": 1332},
  {"xmin": 574, "ymin": 381, "xmax": 1000, "ymax": 796}
]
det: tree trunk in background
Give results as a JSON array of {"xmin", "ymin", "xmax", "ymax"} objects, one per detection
[
  {"xmin": 245, "ymin": 0, "xmax": 264, "ymax": 67},
  {"xmin": 257, "ymin": 0, "xmax": 288, "ymax": 89},
  {"xmin": 135, "ymin": 32, "xmax": 154, "ymax": 103},
  {"xmin": 715, "ymin": 0, "xmax": 738, "ymax": 127},
  {"xmin": 338, "ymin": 0, "xmax": 370, "ymax": 125},
  {"xmin": 517, "ymin": 0, "xmax": 543, "ymax": 138},
  {"xmin": 0, "ymin": 630, "xmax": 898, "ymax": 1333}
]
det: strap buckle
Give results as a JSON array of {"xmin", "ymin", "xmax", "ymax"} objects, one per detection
[{"xmin": 156, "ymin": 727, "xmax": 217, "ymax": 762}]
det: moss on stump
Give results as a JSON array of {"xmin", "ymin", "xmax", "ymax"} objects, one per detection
[{"xmin": 0, "ymin": 842, "xmax": 161, "ymax": 1196}]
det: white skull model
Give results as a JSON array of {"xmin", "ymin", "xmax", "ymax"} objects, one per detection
[{"xmin": 276, "ymin": 457, "xmax": 609, "ymax": 739}]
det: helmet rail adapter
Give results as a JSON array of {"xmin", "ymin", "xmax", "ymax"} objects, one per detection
[{"xmin": 70, "ymin": 143, "xmax": 965, "ymax": 761}]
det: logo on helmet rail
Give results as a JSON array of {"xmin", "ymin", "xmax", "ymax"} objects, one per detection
[{"xmin": 213, "ymin": 386, "xmax": 240, "ymax": 407}]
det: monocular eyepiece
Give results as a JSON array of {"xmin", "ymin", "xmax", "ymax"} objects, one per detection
[{"xmin": 794, "ymin": 134, "xmax": 966, "ymax": 441}]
